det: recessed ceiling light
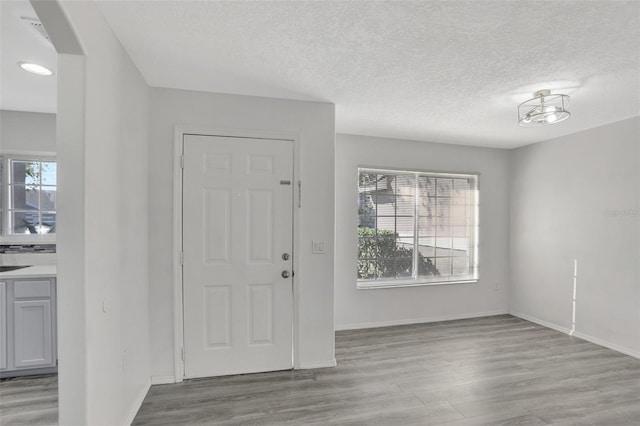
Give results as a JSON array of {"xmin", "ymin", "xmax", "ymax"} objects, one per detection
[{"xmin": 18, "ymin": 62, "xmax": 53, "ymax": 76}]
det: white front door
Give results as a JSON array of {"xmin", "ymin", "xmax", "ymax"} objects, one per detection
[{"xmin": 182, "ymin": 134, "xmax": 294, "ymax": 378}]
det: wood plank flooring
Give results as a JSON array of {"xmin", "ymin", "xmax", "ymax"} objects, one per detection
[
  {"xmin": 0, "ymin": 374, "xmax": 57, "ymax": 425},
  {"xmin": 134, "ymin": 315, "xmax": 640, "ymax": 426},
  {"xmin": 134, "ymin": 315, "xmax": 640, "ymax": 425},
  {"xmin": 1, "ymin": 315, "xmax": 639, "ymax": 425}
]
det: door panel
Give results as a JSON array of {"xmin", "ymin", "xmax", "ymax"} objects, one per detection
[
  {"xmin": 182, "ymin": 135, "xmax": 293, "ymax": 378},
  {"xmin": 247, "ymin": 189, "xmax": 274, "ymax": 262},
  {"xmin": 204, "ymin": 285, "xmax": 231, "ymax": 348},
  {"xmin": 248, "ymin": 284, "xmax": 274, "ymax": 345},
  {"xmin": 13, "ymin": 299, "xmax": 53, "ymax": 368},
  {"xmin": 203, "ymin": 188, "xmax": 231, "ymax": 264}
]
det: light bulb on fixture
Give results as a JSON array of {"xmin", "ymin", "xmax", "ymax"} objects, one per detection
[
  {"xmin": 518, "ymin": 89, "xmax": 570, "ymax": 127},
  {"xmin": 18, "ymin": 62, "xmax": 53, "ymax": 76}
]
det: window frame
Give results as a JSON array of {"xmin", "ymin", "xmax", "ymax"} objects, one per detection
[
  {"xmin": 357, "ymin": 167, "xmax": 479, "ymax": 289},
  {"xmin": 0, "ymin": 154, "xmax": 57, "ymax": 243}
]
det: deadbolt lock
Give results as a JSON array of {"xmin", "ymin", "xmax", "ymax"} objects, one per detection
[{"xmin": 282, "ymin": 253, "xmax": 290, "ymax": 261}]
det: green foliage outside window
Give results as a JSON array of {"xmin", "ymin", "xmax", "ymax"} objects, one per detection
[{"xmin": 357, "ymin": 227, "xmax": 439, "ymax": 280}]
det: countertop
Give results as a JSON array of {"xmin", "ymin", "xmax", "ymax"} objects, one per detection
[{"xmin": 0, "ymin": 265, "xmax": 57, "ymax": 279}]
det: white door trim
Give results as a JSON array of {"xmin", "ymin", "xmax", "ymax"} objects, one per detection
[{"xmin": 172, "ymin": 125, "xmax": 301, "ymax": 382}]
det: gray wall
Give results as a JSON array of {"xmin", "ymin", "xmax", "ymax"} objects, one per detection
[
  {"xmin": 335, "ymin": 133, "xmax": 511, "ymax": 329},
  {"xmin": 509, "ymin": 117, "xmax": 640, "ymax": 357},
  {"xmin": 0, "ymin": 110, "xmax": 56, "ymax": 154}
]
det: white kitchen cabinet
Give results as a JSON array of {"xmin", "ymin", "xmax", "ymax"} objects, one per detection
[
  {"xmin": 14, "ymin": 299, "xmax": 54, "ymax": 368},
  {"xmin": 0, "ymin": 277, "xmax": 57, "ymax": 377}
]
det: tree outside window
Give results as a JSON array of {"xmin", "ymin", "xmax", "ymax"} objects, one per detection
[{"xmin": 357, "ymin": 169, "xmax": 478, "ymax": 288}]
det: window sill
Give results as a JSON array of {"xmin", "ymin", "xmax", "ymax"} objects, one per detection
[
  {"xmin": 0, "ymin": 234, "xmax": 56, "ymax": 245},
  {"xmin": 357, "ymin": 278, "xmax": 478, "ymax": 289}
]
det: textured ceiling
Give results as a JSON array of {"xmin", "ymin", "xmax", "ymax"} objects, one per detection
[
  {"xmin": 1, "ymin": 0, "xmax": 57, "ymax": 114},
  {"xmin": 6, "ymin": 1, "xmax": 638, "ymax": 147},
  {"xmin": 96, "ymin": 0, "xmax": 640, "ymax": 148}
]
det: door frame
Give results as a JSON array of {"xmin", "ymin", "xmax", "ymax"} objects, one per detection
[{"xmin": 172, "ymin": 125, "xmax": 301, "ymax": 382}]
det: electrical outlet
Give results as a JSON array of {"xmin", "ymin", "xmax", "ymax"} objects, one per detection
[
  {"xmin": 494, "ymin": 281, "xmax": 500, "ymax": 291},
  {"xmin": 122, "ymin": 349, "xmax": 128, "ymax": 372}
]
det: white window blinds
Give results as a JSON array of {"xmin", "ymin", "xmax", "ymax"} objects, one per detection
[{"xmin": 358, "ymin": 168, "xmax": 478, "ymax": 287}]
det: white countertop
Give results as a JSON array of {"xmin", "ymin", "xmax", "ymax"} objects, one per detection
[
  {"xmin": 0, "ymin": 253, "xmax": 56, "ymax": 265},
  {"xmin": 0, "ymin": 265, "xmax": 57, "ymax": 279}
]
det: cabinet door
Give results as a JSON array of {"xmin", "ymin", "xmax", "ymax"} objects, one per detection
[
  {"xmin": 13, "ymin": 299, "xmax": 53, "ymax": 368},
  {"xmin": 0, "ymin": 282, "xmax": 6, "ymax": 370}
]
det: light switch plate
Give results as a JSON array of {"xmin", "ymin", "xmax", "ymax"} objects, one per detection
[{"xmin": 312, "ymin": 240, "xmax": 326, "ymax": 254}]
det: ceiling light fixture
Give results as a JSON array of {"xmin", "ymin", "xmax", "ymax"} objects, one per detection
[
  {"xmin": 518, "ymin": 89, "xmax": 570, "ymax": 126},
  {"xmin": 18, "ymin": 62, "xmax": 53, "ymax": 76}
]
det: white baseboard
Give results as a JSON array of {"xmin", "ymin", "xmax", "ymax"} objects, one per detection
[
  {"xmin": 151, "ymin": 375, "xmax": 176, "ymax": 385},
  {"xmin": 335, "ymin": 309, "xmax": 508, "ymax": 331},
  {"xmin": 297, "ymin": 359, "xmax": 337, "ymax": 369},
  {"xmin": 123, "ymin": 378, "xmax": 151, "ymax": 426},
  {"xmin": 510, "ymin": 311, "xmax": 640, "ymax": 360},
  {"xmin": 509, "ymin": 311, "xmax": 572, "ymax": 335},
  {"xmin": 571, "ymin": 331, "xmax": 640, "ymax": 359}
]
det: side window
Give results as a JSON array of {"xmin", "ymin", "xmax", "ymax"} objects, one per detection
[{"xmin": 3, "ymin": 157, "xmax": 57, "ymax": 235}]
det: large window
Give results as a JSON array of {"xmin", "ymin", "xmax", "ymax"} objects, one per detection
[
  {"xmin": 357, "ymin": 168, "xmax": 478, "ymax": 288},
  {"xmin": 1, "ymin": 156, "xmax": 57, "ymax": 235}
]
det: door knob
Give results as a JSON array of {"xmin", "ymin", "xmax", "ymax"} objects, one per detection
[{"xmin": 281, "ymin": 270, "xmax": 291, "ymax": 279}]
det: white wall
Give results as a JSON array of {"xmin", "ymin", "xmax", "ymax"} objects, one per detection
[
  {"xmin": 148, "ymin": 88, "xmax": 335, "ymax": 379},
  {"xmin": 0, "ymin": 110, "xmax": 57, "ymax": 249},
  {"xmin": 38, "ymin": 1, "xmax": 151, "ymax": 424},
  {"xmin": 55, "ymin": 52, "xmax": 87, "ymax": 425},
  {"xmin": 510, "ymin": 117, "xmax": 640, "ymax": 357},
  {"xmin": 0, "ymin": 110, "xmax": 56, "ymax": 154},
  {"xmin": 335, "ymin": 133, "xmax": 510, "ymax": 329}
]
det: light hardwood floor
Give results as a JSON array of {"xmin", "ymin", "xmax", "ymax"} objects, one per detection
[
  {"xmin": 0, "ymin": 373, "xmax": 57, "ymax": 425},
  {"xmin": 2, "ymin": 315, "xmax": 639, "ymax": 425}
]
